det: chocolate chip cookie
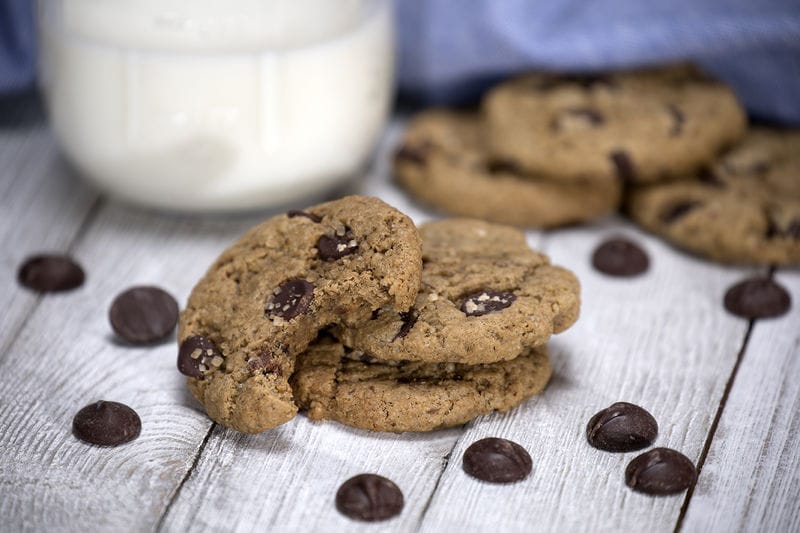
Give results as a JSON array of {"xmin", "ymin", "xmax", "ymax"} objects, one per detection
[
  {"xmin": 178, "ymin": 196, "xmax": 423, "ymax": 433},
  {"xmin": 627, "ymin": 128, "xmax": 800, "ymax": 264},
  {"xmin": 291, "ymin": 337, "xmax": 552, "ymax": 432},
  {"xmin": 394, "ymin": 110, "xmax": 620, "ymax": 227},
  {"xmin": 484, "ymin": 64, "xmax": 747, "ymax": 183},
  {"xmin": 334, "ymin": 218, "xmax": 579, "ymax": 364}
]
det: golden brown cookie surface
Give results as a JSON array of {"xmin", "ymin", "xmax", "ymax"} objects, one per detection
[
  {"xmin": 291, "ymin": 337, "xmax": 552, "ymax": 432},
  {"xmin": 484, "ymin": 64, "xmax": 746, "ymax": 183},
  {"xmin": 394, "ymin": 110, "xmax": 621, "ymax": 227},
  {"xmin": 334, "ymin": 219, "xmax": 580, "ymax": 364},
  {"xmin": 178, "ymin": 196, "xmax": 423, "ymax": 433}
]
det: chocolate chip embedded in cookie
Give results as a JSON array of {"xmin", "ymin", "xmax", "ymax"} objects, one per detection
[
  {"xmin": 178, "ymin": 196, "xmax": 423, "ymax": 433},
  {"xmin": 333, "ymin": 219, "xmax": 579, "ymax": 364},
  {"xmin": 290, "ymin": 337, "xmax": 552, "ymax": 432},
  {"xmin": 393, "ymin": 110, "xmax": 620, "ymax": 228},
  {"xmin": 484, "ymin": 64, "xmax": 747, "ymax": 183},
  {"xmin": 627, "ymin": 128, "xmax": 800, "ymax": 264}
]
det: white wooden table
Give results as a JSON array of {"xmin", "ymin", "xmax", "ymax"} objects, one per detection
[{"xmin": 1, "ymin": 93, "xmax": 798, "ymax": 533}]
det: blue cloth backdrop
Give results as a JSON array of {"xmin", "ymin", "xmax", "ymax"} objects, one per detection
[{"xmin": 2, "ymin": 0, "xmax": 799, "ymax": 123}]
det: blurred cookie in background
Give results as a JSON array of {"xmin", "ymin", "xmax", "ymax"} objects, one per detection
[{"xmin": 626, "ymin": 128, "xmax": 800, "ymax": 265}]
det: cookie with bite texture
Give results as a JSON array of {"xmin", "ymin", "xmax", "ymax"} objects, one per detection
[{"xmin": 177, "ymin": 196, "xmax": 423, "ymax": 433}]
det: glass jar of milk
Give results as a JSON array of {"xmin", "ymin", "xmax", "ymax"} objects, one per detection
[{"xmin": 37, "ymin": 0, "xmax": 393, "ymax": 212}]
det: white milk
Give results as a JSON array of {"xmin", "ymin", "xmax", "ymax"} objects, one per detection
[{"xmin": 37, "ymin": 0, "xmax": 393, "ymax": 211}]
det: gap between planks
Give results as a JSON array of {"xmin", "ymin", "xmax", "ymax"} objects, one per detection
[
  {"xmin": 156, "ymin": 423, "xmax": 217, "ymax": 533},
  {"xmin": 674, "ymin": 321, "xmax": 754, "ymax": 532}
]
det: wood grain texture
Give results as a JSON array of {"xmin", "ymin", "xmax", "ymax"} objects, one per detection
[
  {"xmin": 681, "ymin": 270, "xmax": 800, "ymax": 533},
  {"xmin": 0, "ymin": 201, "xmax": 269, "ymax": 532},
  {"xmin": 0, "ymin": 94, "xmax": 97, "ymax": 354},
  {"xmin": 0, "ymin": 110, "xmax": 795, "ymax": 533},
  {"xmin": 418, "ymin": 222, "xmax": 753, "ymax": 533}
]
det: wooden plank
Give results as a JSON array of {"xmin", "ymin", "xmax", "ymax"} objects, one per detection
[
  {"xmin": 0, "ymin": 201, "xmax": 268, "ymax": 531},
  {"xmin": 680, "ymin": 270, "xmax": 800, "ymax": 533},
  {"xmin": 0, "ymin": 93, "xmax": 98, "ymax": 352},
  {"xmin": 417, "ymin": 221, "xmax": 753, "ymax": 532}
]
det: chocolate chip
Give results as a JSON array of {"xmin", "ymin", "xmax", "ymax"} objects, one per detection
[
  {"xmin": 697, "ymin": 168, "xmax": 726, "ymax": 188},
  {"xmin": 552, "ymin": 107, "xmax": 605, "ymax": 131},
  {"xmin": 460, "ymin": 290, "xmax": 516, "ymax": 317},
  {"xmin": 610, "ymin": 150, "xmax": 637, "ymax": 182},
  {"xmin": 462, "ymin": 437, "xmax": 532, "ymax": 483},
  {"xmin": 72, "ymin": 401, "xmax": 141, "ymax": 446},
  {"xmin": 765, "ymin": 211, "xmax": 781, "ymax": 239},
  {"xmin": 178, "ymin": 336, "xmax": 222, "ymax": 379},
  {"xmin": 591, "ymin": 238, "xmax": 649, "ymax": 277},
  {"xmin": 17, "ymin": 254, "xmax": 85, "ymax": 293},
  {"xmin": 395, "ymin": 144, "xmax": 427, "ymax": 166},
  {"xmin": 370, "ymin": 308, "xmax": 381, "ymax": 320},
  {"xmin": 659, "ymin": 200, "xmax": 702, "ymax": 224},
  {"xmin": 666, "ymin": 104, "xmax": 685, "ymax": 137},
  {"xmin": 625, "ymin": 448, "xmax": 696, "ymax": 495},
  {"xmin": 317, "ymin": 228, "xmax": 358, "ymax": 261},
  {"xmin": 724, "ymin": 277, "xmax": 791, "ymax": 319},
  {"xmin": 287, "ymin": 210, "xmax": 322, "ymax": 223},
  {"xmin": 335, "ymin": 474, "xmax": 404, "ymax": 522},
  {"xmin": 392, "ymin": 310, "xmax": 418, "ymax": 341},
  {"xmin": 109, "ymin": 286, "xmax": 179, "ymax": 344},
  {"xmin": 587, "ymin": 402, "xmax": 658, "ymax": 452},
  {"xmin": 767, "ymin": 214, "xmax": 800, "ymax": 240},
  {"xmin": 266, "ymin": 279, "xmax": 314, "ymax": 320},
  {"xmin": 487, "ymin": 159, "xmax": 523, "ymax": 174}
]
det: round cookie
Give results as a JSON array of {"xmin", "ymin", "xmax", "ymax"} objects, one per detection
[
  {"xmin": 178, "ymin": 196, "xmax": 423, "ymax": 433},
  {"xmin": 394, "ymin": 110, "xmax": 621, "ymax": 227},
  {"xmin": 334, "ymin": 219, "xmax": 580, "ymax": 364},
  {"xmin": 484, "ymin": 64, "xmax": 747, "ymax": 183},
  {"xmin": 627, "ymin": 128, "xmax": 800, "ymax": 265},
  {"xmin": 290, "ymin": 337, "xmax": 552, "ymax": 432}
]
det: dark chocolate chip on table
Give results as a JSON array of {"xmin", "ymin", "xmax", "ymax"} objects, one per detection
[
  {"xmin": 72, "ymin": 400, "xmax": 141, "ymax": 446},
  {"xmin": 462, "ymin": 437, "xmax": 532, "ymax": 483},
  {"xmin": 335, "ymin": 473, "xmax": 404, "ymax": 522},
  {"xmin": 178, "ymin": 335, "xmax": 223, "ymax": 379},
  {"xmin": 591, "ymin": 238, "xmax": 649, "ymax": 277},
  {"xmin": 109, "ymin": 286, "xmax": 179, "ymax": 344},
  {"xmin": 625, "ymin": 448, "xmax": 696, "ymax": 495},
  {"xmin": 287, "ymin": 210, "xmax": 322, "ymax": 223},
  {"xmin": 317, "ymin": 228, "xmax": 358, "ymax": 261},
  {"xmin": 724, "ymin": 277, "xmax": 791, "ymax": 319},
  {"xmin": 460, "ymin": 291, "xmax": 516, "ymax": 317},
  {"xmin": 17, "ymin": 254, "xmax": 85, "ymax": 293},
  {"xmin": 587, "ymin": 402, "xmax": 658, "ymax": 452},
  {"xmin": 266, "ymin": 279, "xmax": 315, "ymax": 320}
]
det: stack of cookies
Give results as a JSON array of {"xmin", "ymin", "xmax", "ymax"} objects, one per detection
[
  {"xmin": 177, "ymin": 196, "xmax": 580, "ymax": 433},
  {"xmin": 395, "ymin": 63, "xmax": 800, "ymax": 264}
]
